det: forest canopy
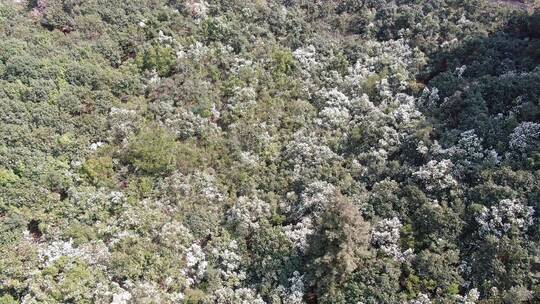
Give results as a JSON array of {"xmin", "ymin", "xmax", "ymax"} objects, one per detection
[{"xmin": 0, "ymin": 0, "xmax": 540, "ymax": 303}]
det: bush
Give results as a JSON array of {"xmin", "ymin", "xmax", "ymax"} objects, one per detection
[
  {"xmin": 81, "ymin": 156, "xmax": 115, "ymax": 187},
  {"xmin": 125, "ymin": 125, "xmax": 177, "ymax": 175},
  {"xmin": 136, "ymin": 45, "xmax": 176, "ymax": 77}
]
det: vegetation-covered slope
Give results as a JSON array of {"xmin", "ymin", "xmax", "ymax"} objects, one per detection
[{"xmin": 0, "ymin": 0, "xmax": 540, "ymax": 303}]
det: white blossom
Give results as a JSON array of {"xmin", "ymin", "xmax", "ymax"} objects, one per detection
[
  {"xmin": 476, "ymin": 199, "xmax": 534, "ymax": 237},
  {"xmin": 111, "ymin": 289, "xmax": 132, "ymax": 304},
  {"xmin": 371, "ymin": 217, "xmax": 414, "ymax": 262},
  {"xmin": 393, "ymin": 93, "xmax": 421, "ymax": 124},
  {"xmin": 283, "ymin": 132, "xmax": 341, "ymax": 180},
  {"xmin": 159, "ymin": 221, "xmax": 193, "ymax": 250},
  {"xmin": 315, "ymin": 88, "xmax": 351, "ymax": 109},
  {"xmin": 39, "ymin": 240, "xmax": 83, "ymax": 265},
  {"xmin": 317, "ymin": 106, "xmax": 350, "ymax": 128},
  {"xmin": 89, "ymin": 141, "xmax": 104, "ymax": 151},
  {"xmin": 417, "ymin": 141, "xmax": 429, "ymax": 155},
  {"xmin": 164, "ymin": 109, "xmax": 221, "ymax": 140},
  {"xmin": 293, "ymin": 45, "xmax": 319, "ymax": 71},
  {"xmin": 158, "ymin": 30, "xmax": 174, "ymax": 44},
  {"xmin": 227, "ymin": 196, "xmax": 271, "ymax": 234},
  {"xmin": 184, "ymin": 0, "xmax": 209, "ymax": 19},
  {"xmin": 283, "ymin": 217, "xmax": 314, "ymax": 253},
  {"xmin": 184, "ymin": 244, "xmax": 208, "ymax": 286},
  {"xmin": 409, "ymin": 293, "xmax": 432, "ymax": 304},
  {"xmin": 456, "ymin": 65, "xmax": 467, "ymax": 77},
  {"xmin": 148, "ymin": 69, "xmax": 160, "ymax": 84},
  {"xmin": 277, "ymin": 271, "xmax": 305, "ymax": 304},
  {"xmin": 509, "ymin": 122, "xmax": 540, "ymax": 152},
  {"xmin": 211, "ymin": 240, "xmax": 246, "ymax": 284},
  {"xmin": 38, "ymin": 240, "xmax": 110, "ymax": 266},
  {"xmin": 109, "ymin": 107, "xmax": 140, "ymax": 141},
  {"xmin": 413, "ymin": 159, "xmax": 458, "ymax": 191},
  {"xmin": 176, "ymin": 41, "xmax": 210, "ymax": 60},
  {"xmin": 454, "ymin": 288, "xmax": 480, "ymax": 304}
]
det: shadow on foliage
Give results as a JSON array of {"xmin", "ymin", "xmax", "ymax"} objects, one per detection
[{"xmin": 420, "ymin": 7, "xmax": 540, "ymax": 164}]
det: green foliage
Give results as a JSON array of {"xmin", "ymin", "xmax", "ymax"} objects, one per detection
[
  {"xmin": 271, "ymin": 48, "xmax": 295, "ymax": 76},
  {"xmin": 14, "ymin": 254, "xmax": 104, "ymax": 303},
  {"xmin": 1, "ymin": 1, "xmax": 539, "ymax": 303},
  {"xmin": 0, "ymin": 168, "xmax": 18, "ymax": 185},
  {"xmin": 125, "ymin": 125, "xmax": 177, "ymax": 175},
  {"xmin": 81, "ymin": 156, "xmax": 115, "ymax": 187},
  {"xmin": 136, "ymin": 44, "xmax": 176, "ymax": 77},
  {"xmin": 0, "ymin": 295, "xmax": 17, "ymax": 304}
]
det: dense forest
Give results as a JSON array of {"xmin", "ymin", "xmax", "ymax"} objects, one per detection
[{"xmin": 1, "ymin": 0, "xmax": 540, "ymax": 303}]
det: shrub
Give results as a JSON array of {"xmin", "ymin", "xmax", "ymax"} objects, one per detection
[
  {"xmin": 136, "ymin": 45, "xmax": 176, "ymax": 77},
  {"xmin": 81, "ymin": 156, "xmax": 115, "ymax": 187},
  {"xmin": 125, "ymin": 125, "xmax": 177, "ymax": 175}
]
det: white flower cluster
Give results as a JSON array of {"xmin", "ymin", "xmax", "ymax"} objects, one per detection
[
  {"xmin": 227, "ymin": 196, "xmax": 271, "ymax": 235},
  {"xmin": 285, "ymin": 272, "xmax": 305, "ymax": 304},
  {"xmin": 293, "ymin": 45, "xmax": 323, "ymax": 97},
  {"xmin": 227, "ymin": 86, "xmax": 257, "ymax": 113},
  {"xmin": 348, "ymin": 95, "xmax": 404, "ymax": 151},
  {"xmin": 314, "ymin": 88, "xmax": 351, "ymax": 109},
  {"xmin": 509, "ymin": 122, "xmax": 540, "ymax": 152},
  {"xmin": 155, "ymin": 171, "xmax": 225, "ymax": 206},
  {"xmin": 456, "ymin": 65, "xmax": 468, "ymax": 78},
  {"xmin": 409, "ymin": 293, "xmax": 432, "ymax": 304},
  {"xmin": 39, "ymin": 240, "xmax": 83, "ymax": 265},
  {"xmin": 164, "ymin": 109, "xmax": 221, "ymax": 140},
  {"xmin": 371, "ymin": 217, "xmax": 401, "ymax": 248},
  {"xmin": 293, "ymin": 38, "xmax": 424, "ymax": 105},
  {"xmin": 345, "ymin": 39, "xmax": 423, "ymax": 97},
  {"xmin": 318, "ymin": 106, "xmax": 350, "ymax": 129},
  {"xmin": 454, "ymin": 288, "xmax": 480, "ymax": 304},
  {"xmin": 108, "ymin": 107, "xmax": 140, "ymax": 141},
  {"xmin": 296, "ymin": 180, "xmax": 336, "ymax": 216},
  {"xmin": 159, "ymin": 221, "xmax": 193, "ymax": 251},
  {"xmin": 184, "ymin": 0, "xmax": 209, "ymax": 19},
  {"xmin": 283, "ymin": 132, "xmax": 341, "ymax": 180},
  {"xmin": 39, "ymin": 240, "xmax": 110, "ymax": 266},
  {"xmin": 476, "ymin": 199, "xmax": 535, "ymax": 237},
  {"xmin": 157, "ymin": 30, "xmax": 174, "ymax": 44},
  {"xmin": 293, "ymin": 45, "xmax": 320, "ymax": 74},
  {"xmin": 239, "ymin": 151, "xmax": 261, "ymax": 167},
  {"xmin": 111, "ymin": 288, "xmax": 132, "ymax": 304},
  {"xmin": 420, "ymin": 87, "xmax": 441, "ymax": 108},
  {"xmin": 439, "ymin": 130, "xmax": 500, "ymax": 169},
  {"xmin": 448, "ymin": 130, "xmax": 484, "ymax": 157},
  {"xmin": 413, "ymin": 159, "xmax": 458, "ymax": 191},
  {"xmin": 230, "ymin": 57, "xmax": 255, "ymax": 77},
  {"xmin": 314, "ymin": 88, "xmax": 352, "ymax": 129},
  {"xmin": 283, "ymin": 217, "xmax": 314, "ymax": 253},
  {"xmin": 89, "ymin": 141, "xmax": 105, "ymax": 151},
  {"xmin": 176, "ymin": 41, "xmax": 211, "ymax": 60},
  {"xmin": 283, "ymin": 181, "xmax": 337, "ymax": 252},
  {"xmin": 184, "ymin": 244, "xmax": 208, "ymax": 287},
  {"xmin": 393, "ymin": 93, "xmax": 421, "ymax": 125},
  {"xmin": 64, "ymin": 190, "xmax": 125, "ymax": 226},
  {"xmin": 211, "ymin": 240, "xmax": 246, "ymax": 283},
  {"xmin": 127, "ymin": 280, "xmax": 184, "ymax": 303},
  {"xmin": 371, "ymin": 217, "xmax": 414, "ymax": 262},
  {"xmin": 271, "ymin": 271, "xmax": 305, "ymax": 304}
]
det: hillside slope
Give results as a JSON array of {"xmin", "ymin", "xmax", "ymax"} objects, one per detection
[{"xmin": 0, "ymin": 1, "xmax": 539, "ymax": 303}]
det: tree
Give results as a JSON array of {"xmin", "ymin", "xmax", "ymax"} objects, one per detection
[{"xmin": 306, "ymin": 193, "xmax": 370, "ymax": 301}]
